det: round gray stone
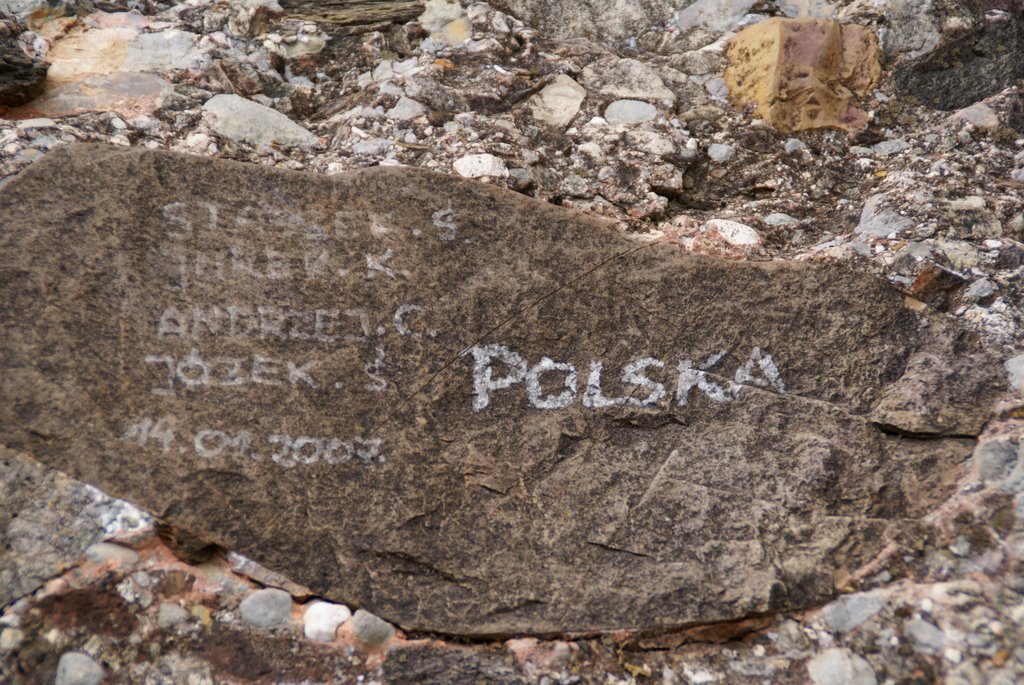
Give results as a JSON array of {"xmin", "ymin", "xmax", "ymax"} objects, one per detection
[
  {"xmin": 784, "ymin": 138, "xmax": 807, "ymax": 153},
  {"xmin": 603, "ymin": 99, "xmax": 657, "ymax": 125},
  {"xmin": 707, "ymin": 143, "xmax": 734, "ymax": 163},
  {"xmin": 157, "ymin": 601, "xmax": 190, "ymax": 629},
  {"xmin": 239, "ymin": 588, "xmax": 292, "ymax": 628},
  {"xmin": 351, "ymin": 608, "xmax": 395, "ymax": 646},
  {"xmin": 55, "ymin": 651, "xmax": 104, "ymax": 685},
  {"xmin": 764, "ymin": 212, "xmax": 799, "ymax": 226}
]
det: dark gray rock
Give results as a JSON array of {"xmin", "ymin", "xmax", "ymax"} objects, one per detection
[
  {"xmin": 0, "ymin": 17, "xmax": 48, "ymax": 108},
  {"xmin": 894, "ymin": 10, "xmax": 1024, "ymax": 111},
  {"xmin": 382, "ymin": 643, "xmax": 528, "ymax": 685},
  {"xmin": 0, "ymin": 144, "xmax": 1004, "ymax": 636}
]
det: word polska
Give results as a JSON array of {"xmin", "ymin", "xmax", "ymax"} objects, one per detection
[{"xmin": 469, "ymin": 344, "xmax": 786, "ymax": 411}]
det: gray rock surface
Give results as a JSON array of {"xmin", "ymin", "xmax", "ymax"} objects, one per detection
[
  {"xmin": 1007, "ymin": 354, "xmax": 1024, "ymax": 394},
  {"xmin": 975, "ymin": 440, "xmax": 1020, "ymax": 486},
  {"xmin": 492, "ymin": 0, "xmax": 682, "ymax": 42},
  {"xmin": 895, "ymin": 10, "xmax": 1024, "ymax": 110},
  {"xmin": 0, "ymin": 145, "xmax": 1004, "ymax": 637},
  {"xmin": 858, "ymin": 195, "xmax": 914, "ymax": 238},
  {"xmin": 0, "ymin": 449, "xmax": 149, "ymax": 607},
  {"xmin": 819, "ymin": 592, "xmax": 887, "ymax": 634},
  {"xmin": 580, "ymin": 57, "xmax": 675, "ymax": 102},
  {"xmin": 905, "ymin": 617, "xmax": 945, "ymax": 654},
  {"xmin": 675, "ymin": 0, "xmax": 757, "ymax": 33},
  {"xmin": 203, "ymin": 94, "xmax": 318, "ymax": 149}
]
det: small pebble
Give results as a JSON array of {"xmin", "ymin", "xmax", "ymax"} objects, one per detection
[
  {"xmin": 707, "ymin": 143, "xmax": 735, "ymax": 163},
  {"xmin": 807, "ymin": 648, "xmax": 877, "ymax": 685},
  {"xmin": 784, "ymin": 138, "xmax": 807, "ymax": 153},
  {"xmin": 973, "ymin": 439, "xmax": 1018, "ymax": 484},
  {"xmin": 0, "ymin": 627, "xmax": 23, "ymax": 651},
  {"xmin": 764, "ymin": 212, "xmax": 798, "ymax": 226},
  {"xmin": 303, "ymin": 601, "xmax": 351, "ymax": 642},
  {"xmin": 55, "ymin": 652, "xmax": 104, "ymax": 685},
  {"xmin": 453, "ymin": 153, "xmax": 508, "ymax": 178},
  {"xmin": 351, "ymin": 609, "xmax": 395, "ymax": 646},
  {"xmin": 239, "ymin": 588, "xmax": 292, "ymax": 628},
  {"xmin": 706, "ymin": 218, "xmax": 760, "ymax": 246},
  {"xmin": 872, "ymin": 139, "xmax": 908, "ymax": 157},
  {"xmin": 84, "ymin": 542, "xmax": 139, "ymax": 565},
  {"xmin": 603, "ymin": 99, "xmax": 657, "ymax": 125},
  {"xmin": 386, "ymin": 96, "xmax": 426, "ymax": 121},
  {"xmin": 157, "ymin": 602, "xmax": 190, "ymax": 629}
]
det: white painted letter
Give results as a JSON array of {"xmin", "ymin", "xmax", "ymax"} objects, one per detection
[
  {"xmin": 622, "ymin": 357, "xmax": 666, "ymax": 406},
  {"xmin": 470, "ymin": 344, "xmax": 527, "ymax": 411},
  {"xmin": 526, "ymin": 358, "xmax": 578, "ymax": 409},
  {"xmin": 582, "ymin": 361, "xmax": 626, "ymax": 408},
  {"xmin": 733, "ymin": 347, "xmax": 786, "ymax": 394},
  {"xmin": 157, "ymin": 307, "xmax": 188, "ymax": 338}
]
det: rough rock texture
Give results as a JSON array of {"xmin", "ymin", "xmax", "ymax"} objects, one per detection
[
  {"xmin": 0, "ymin": 17, "xmax": 47, "ymax": 107},
  {"xmin": 281, "ymin": 0, "xmax": 424, "ymax": 32},
  {"xmin": 894, "ymin": 8, "xmax": 1024, "ymax": 111},
  {"xmin": 492, "ymin": 0, "xmax": 683, "ymax": 42},
  {"xmin": 724, "ymin": 18, "xmax": 880, "ymax": 132},
  {"xmin": 0, "ymin": 448, "xmax": 149, "ymax": 607},
  {"xmin": 0, "ymin": 144, "xmax": 1004, "ymax": 637}
]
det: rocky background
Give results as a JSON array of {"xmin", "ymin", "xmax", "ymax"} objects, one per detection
[{"xmin": 2, "ymin": 0, "xmax": 1024, "ymax": 683}]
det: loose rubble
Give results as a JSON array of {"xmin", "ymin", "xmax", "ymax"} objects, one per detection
[{"xmin": 1, "ymin": 0, "xmax": 1024, "ymax": 683}]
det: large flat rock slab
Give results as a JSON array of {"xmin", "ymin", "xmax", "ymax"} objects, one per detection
[{"xmin": 0, "ymin": 145, "xmax": 1004, "ymax": 636}]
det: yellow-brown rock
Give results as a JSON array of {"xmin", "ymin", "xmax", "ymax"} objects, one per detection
[{"xmin": 724, "ymin": 18, "xmax": 880, "ymax": 133}]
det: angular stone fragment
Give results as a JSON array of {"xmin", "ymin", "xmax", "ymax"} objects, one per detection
[
  {"xmin": 203, "ymin": 94, "xmax": 319, "ymax": 149},
  {"xmin": 528, "ymin": 74, "xmax": 586, "ymax": 129},
  {"xmin": 0, "ymin": 145, "xmax": 1005, "ymax": 637},
  {"xmin": 724, "ymin": 18, "xmax": 880, "ymax": 133}
]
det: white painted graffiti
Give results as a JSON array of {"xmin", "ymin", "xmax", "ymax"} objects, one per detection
[
  {"xmin": 119, "ymin": 416, "xmax": 385, "ymax": 468},
  {"xmin": 468, "ymin": 344, "xmax": 785, "ymax": 412},
  {"xmin": 144, "ymin": 349, "xmax": 320, "ymax": 395},
  {"xmin": 155, "ymin": 303, "xmax": 433, "ymax": 343}
]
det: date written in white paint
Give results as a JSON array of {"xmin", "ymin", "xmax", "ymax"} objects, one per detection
[{"xmin": 119, "ymin": 416, "xmax": 385, "ymax": 468}]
